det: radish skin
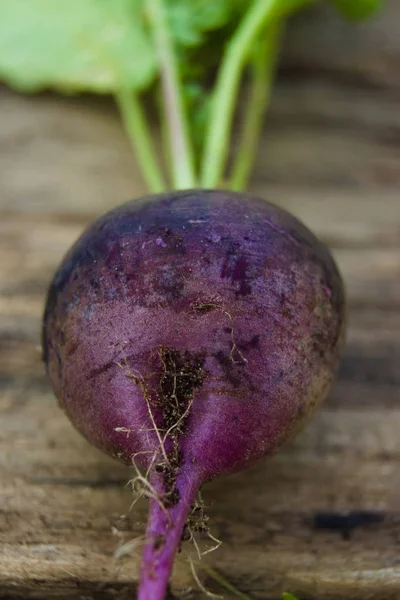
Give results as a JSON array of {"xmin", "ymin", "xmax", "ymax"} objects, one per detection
[{"xmin": 43, "ymin": 190, "xmax": 346, "ymax": 599}]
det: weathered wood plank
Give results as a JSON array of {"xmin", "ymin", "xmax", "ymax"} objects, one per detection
[{"xmin": 284, "ymin": 1, "xmax": 400, "ymax": 87}]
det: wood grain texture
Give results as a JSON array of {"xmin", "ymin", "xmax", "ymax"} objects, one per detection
[{"xmin": 0, "ymin": 3, "xmax": 399, "ymax": 599}]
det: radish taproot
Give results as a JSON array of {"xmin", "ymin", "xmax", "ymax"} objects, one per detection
[{"xmin": 43, "ymin": 190, "xmax": 345, "ymax": 599}]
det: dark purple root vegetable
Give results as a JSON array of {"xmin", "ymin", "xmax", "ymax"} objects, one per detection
[{"xmin": 42, "ymin": 190, "xmax": 345, "ymax": 599}]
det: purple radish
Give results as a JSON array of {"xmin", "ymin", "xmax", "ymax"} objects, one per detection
[{"xmin": 43, "ymin": 190, "xmax": 345, "ymax": 599}]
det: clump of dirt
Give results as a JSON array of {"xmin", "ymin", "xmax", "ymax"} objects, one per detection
[{"xmin": 155, "ymin": 347, "xmax": 205, "ymax": 506}]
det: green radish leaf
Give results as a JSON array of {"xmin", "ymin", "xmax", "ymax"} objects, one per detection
[
  {"xmin": 167, "ymin": 0, "xmax": 247, "ymax": 47},
  {"xmin": 0, "ymin": 0, "xmax": 248, "ymax": 94},
  {"xmin": 282, "ymin": 593, "xmax": 300, "ymax": 600},
  {"xmin": 0, "ymin": 0, "xmax": 157, "ymax": 93},
  {"xmin": 330, "ymin": 0, "xmax": 384, "ymax": 20}
]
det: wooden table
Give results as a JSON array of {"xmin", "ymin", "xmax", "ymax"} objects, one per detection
[{"xmin": 0, "ymin": 4, "xmax": 399, "ymax": 599}]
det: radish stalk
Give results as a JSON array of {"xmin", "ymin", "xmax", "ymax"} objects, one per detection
[
  {"xmin": 116, "ymin": 88, "xmax": 166, "ymax": 193},
  {"xmin": 230, "ymin": 23, "xmax": 283, "ymax": 191}
]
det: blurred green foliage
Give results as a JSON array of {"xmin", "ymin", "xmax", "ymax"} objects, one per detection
[
  {"xmin": 0, "ymin": 0, "xmax": 248, "ymax": 93},
  {"xmin": 0, "ymin": 0, "xmax": 383, "ymax": 94}
]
